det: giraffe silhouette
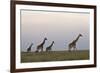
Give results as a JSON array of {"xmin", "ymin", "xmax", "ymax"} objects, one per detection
[
  {"xmin": 68, "ymin": 34, "xmax": 83, "ymax": 51},
  {"xmin": 27, "ymin": 43, "xmax": 33, "ymax": 52},
  {"xmin": 36, "ymin": 37, "xmax": 47, "ymax": 52},
  {"xmin": 46, "ymin": 41, "xmax": 54, "ymax": 52}
]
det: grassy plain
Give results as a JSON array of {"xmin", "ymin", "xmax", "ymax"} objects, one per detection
[{"xmin": 21, "ymin": 50, "xmax": 89, "ymax": 63}]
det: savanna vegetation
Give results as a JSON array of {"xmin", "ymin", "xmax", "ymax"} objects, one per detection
[{"xmin": 21, "ymin": 50, "xmax": 89, "ymax": 63}]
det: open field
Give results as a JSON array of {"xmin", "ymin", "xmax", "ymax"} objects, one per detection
[{"xmin": 21, "ymin": 50, "xmax": 89, "ymax": 63}]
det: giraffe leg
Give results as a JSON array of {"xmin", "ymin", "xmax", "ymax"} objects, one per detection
[
  {"xmin": 41, "ymin": 47, "xmax": 43, "ymax": 52},
  {"xmin": 35, "ymin": 48, "xmax": 39, "ymax": 53},
  {"xmin": 36, "ymin": 47, "xmax": 39, "ymax": 52},
  {"xmin": 73, "ymin": 45, "xmax": 77, "ymax": 51}
]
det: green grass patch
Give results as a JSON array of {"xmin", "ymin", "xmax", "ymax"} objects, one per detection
[{"xmin": 21, "ymin": 50, "xmax": 89, "ymax": 63}]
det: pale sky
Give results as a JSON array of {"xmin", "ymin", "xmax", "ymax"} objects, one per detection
[{"xmin": 20, "ymin": 10, "xmax": 90, "ymax": 52}]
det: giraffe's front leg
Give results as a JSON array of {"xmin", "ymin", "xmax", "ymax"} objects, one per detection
[
  {"xmin": 41, "ymin": 47, "xmax": 43, "ymax": 52},
  {"xmin": 73, "ymin": 45, "xmax": 77, "ymax": 51}
]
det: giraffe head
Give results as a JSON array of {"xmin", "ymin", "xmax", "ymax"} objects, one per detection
[
  {"xmin": 52, "ymin": 41, "xmax": 55, "ymax": 44},
  {"xmin": 79, "ymin": 34, "xmax": 83, "ymax": 37},
  {"xmin": 44, "ymin": 37, "xmax": 47, "ymax": 40}
]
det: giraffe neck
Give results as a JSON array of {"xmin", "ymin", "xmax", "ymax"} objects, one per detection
[
  {"xmin": 74, "ymin": 35, "xmax": 80, "ymax": 42},
  {"xmin": 41, "ymin": 39, "xmax": 46, "ymax": 45},
  {"xmin": 29, "ymin": 44, "xmax": 33, "ymax": 48},
  {"xmin": 50, "ymin": 42, "xmax": 54, "ymax": 47}
]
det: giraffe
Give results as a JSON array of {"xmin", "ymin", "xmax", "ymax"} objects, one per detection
[
  {"xmin": 36, "ymin": 37, "xmax": 47, "ymax": 52},
  {"xmin": 27, "ymin": 43, "xmax": 33, "ymax": 52},
  {"xmin": 68, "ymin": 34, "xmax": 83, "ymax": 51},
  {"xmin": 46, "ymin": 41, "xmax": 54, "ymax": 52}
]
